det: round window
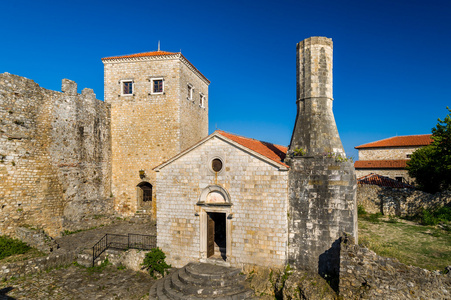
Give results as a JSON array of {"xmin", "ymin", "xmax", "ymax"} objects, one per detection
[{"xmin": 211, "ymin": 158, "xmax": 223, "ymax": 172}]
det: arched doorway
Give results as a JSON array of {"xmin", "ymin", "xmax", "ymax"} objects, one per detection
[
  {"xmin": 197, "ymin": 185, "xmax": 232, "ymax": 264},
  {"xmin": 137, "ymin": 182, "xmax": 152, "ymax": 209}
]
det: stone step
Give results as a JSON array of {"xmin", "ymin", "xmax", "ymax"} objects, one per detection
[
  {"xmin": 149, "ymin": 278, "xmax": 158, "ymax": 298},
  {"xmin": 149, "ymin": 279, "xmax": 171, "ymax": 300},
  {"xmin": 171, "ymin": 269, "xmax": 248, "ymax": 296},
  {"xmin": 185, "ymin": 262, "xmax": 241, "ymax": 281},
  {"xmin": 178, "ymin": 266, "xmax": 246, "ymax": 288},
  {"xmin": 149, "ymin": 262, "xmax": 255, "ymax": 300},
  {"xmin": 158, "ymin": 280, "xmax": 172, "ymax": 300}
]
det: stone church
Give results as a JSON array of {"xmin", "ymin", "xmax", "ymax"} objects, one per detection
[{"xmin": 0, "ymin": 36, "xmax": 356, "ymax": 272}]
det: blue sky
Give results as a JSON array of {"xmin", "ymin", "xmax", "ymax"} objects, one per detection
[{"xmin": 1, "ymin": 0, "xmax": 450, "ymax": 159}]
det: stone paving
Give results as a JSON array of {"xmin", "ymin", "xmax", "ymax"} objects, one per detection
[
  {"xmin": 54, "ymin": 218, "xmax": 156, "ymax": 254},
  {"xmin": 0, "ymin": 265, "xmax": 155, "ymax": 300},
  {"xmin": 0, "ymin": 218, "xmax": 157, "ymax": 300}
]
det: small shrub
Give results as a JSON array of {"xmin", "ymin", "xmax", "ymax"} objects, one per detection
[
  {"xmin": 293, "ymin": 148, "xmax": 307, "ymax": 156},
  {"xmin": 141, "ymin": 248, "xmax": 171, "ymax": 279},
  {"xmin": 419, "ymin": 206, "xmax": 451, "ymax": 226},
  {"xmin": 0, "ymin": 236, "xmax": 31, "ymax": 260},
  {"xmin": 357, "ymin": 205, "xmax": 367, "ymax": 216},
  {"xmin": 88, "ymin": 257, "xmax": 111, "ymax": 273}
]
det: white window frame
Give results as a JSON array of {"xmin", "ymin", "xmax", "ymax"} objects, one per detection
[
  {"xmin": 120, "ymin": 79, "xmax": 134, "ymax": 96},
  {"xmin": 187, "ymin": 84, "xmax": 194, "ymax": 101},
  {"xmin": 151, "ymin": 77, "xmax": 164, "ymax": 95},
  {"xmin": 199, "ymin": 93, "xmax": 205, "ymax": 108}
]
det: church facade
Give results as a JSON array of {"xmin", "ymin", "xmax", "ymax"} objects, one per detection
[{"xmin": 154, "ymin": 130, "xmax": 289, "ymax": 268}]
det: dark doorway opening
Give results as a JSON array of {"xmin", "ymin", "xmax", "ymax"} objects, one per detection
[
  {"xmin": 137, "ymin": 182, "xmax": 152, "ymax": 208},
  {"xmin": 207, "ymin": 212, "xmax": 226, "ymax": 260}
]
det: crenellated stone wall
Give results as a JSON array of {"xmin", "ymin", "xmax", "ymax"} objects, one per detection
[{"xmin": 0, "ymin": 73, "xmax": 111, "ymax": 237}]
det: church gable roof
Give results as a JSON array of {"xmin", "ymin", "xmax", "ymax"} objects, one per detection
[
  {"xmin": 216, "ymin": 130, "xmax": 288, "ymax": 168},
  {"xmin": 154, "ymin": 130, "xmax": 289, "ymax": 171}
]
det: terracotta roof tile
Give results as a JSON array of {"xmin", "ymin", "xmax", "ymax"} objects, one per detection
[
  {"xmin": 355, "ymin": 134, "xmax": 433, "ymax": 149},
  {"xmin": 217, "ymin": 130, "xmax": 288, "ymax": 168},
  {"xmin": 357, "ymin": 173, "xmax": 415, "ymax": 189},
  {"xmin": 102, "ymin": 50, "xmax": 177, "ymax": 60},
  {"xmin": 354, "ymin": 160, "xmax": 408, "ymax": 169},
  {"xmin": 101, "ymin": 50, "xmax": 210, "ymax": 84}
]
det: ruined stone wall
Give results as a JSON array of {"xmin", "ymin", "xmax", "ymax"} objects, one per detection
[
  {"xmin": 156, "ymin": 136, "xmax": 288, "ymax": 268},
  {"xmin": 357, "ymin": 184, "xmax": 451, "ymax": 216},
  {"xmin": 358, "ymin": 146, "xmax": 418, "ymax": 160},
  {"xmin": 0, "ymin": 73, "xmax": 111, "ymax": 237},
  {"xmin": 339, "ymin": 234, "xmax": 451, "ymax": 299},
  {"xmin": 103, "ymin": 56, "xmax": 208, "ymax": 217}
]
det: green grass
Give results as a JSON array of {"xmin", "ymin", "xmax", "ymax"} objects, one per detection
[
  {"xmin": 0, "ymin": 236, "xmax": 32, "ymax": 260},
  {"xmin": 358, "ymin": 216, "xmax": 451, "ymax": 271}
]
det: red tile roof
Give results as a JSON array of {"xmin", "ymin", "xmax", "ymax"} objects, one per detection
[
  {"xmin": 217, "ymin": 130, "xmax": 288, "ymax": 168},
  {"xmin": 354, "ymin": 160, "xmax": 408, "ymax": 169},
  {"xmin": 357, "ymin": 173, "xmax": 415, "ymax": 189},
  {"xmin": 102, "ymin": 50, "xmax": 177, "ymax": 60},
  {"xmin": 355, "ymin": 134, "xmax": 433, "ymax": 149},
  {"xmin": 101, "ymin": 50, "xmax": 210, "ymax": 84}
]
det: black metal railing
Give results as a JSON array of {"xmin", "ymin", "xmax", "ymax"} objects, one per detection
[{"xmin": 92, "ymin": 233, "xmax": 156, "ymax": 266}]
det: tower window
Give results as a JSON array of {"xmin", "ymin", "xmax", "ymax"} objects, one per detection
[
  {"xmin": 121, "ymin": 80, "xmax": 133, "ymax": 95},
  {"xmin": 151, "ymin": 78, "xmax": 164, "ymax": 94},
  {"xmin": 187, "ymin": 84, "xmax": 193, "ymax": 101},
  {"xmin": 199, "ymin": 93, "xmax": 205, "ymax": 108}
]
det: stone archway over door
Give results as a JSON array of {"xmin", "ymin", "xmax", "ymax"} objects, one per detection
[
  {"xmin": 197, "ymin": 185, "xmax": 232, "ymax": 264},
  {"xmin": 137, "ymin": 182, "xmax": 152, "ymax": 209}
]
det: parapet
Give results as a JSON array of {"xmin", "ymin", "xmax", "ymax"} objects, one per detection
[{"xmin": 62, "ymin": 79, "xmax": 77, "ymax": 95}]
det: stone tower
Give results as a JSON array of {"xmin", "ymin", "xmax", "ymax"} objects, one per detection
[
  {"xmin": 102, "ymin": 50, "xmax": 209, "ymax": 217},
  {"xmin": 287, "ymin": 37, "xmax": 357, "ymax": 275}
]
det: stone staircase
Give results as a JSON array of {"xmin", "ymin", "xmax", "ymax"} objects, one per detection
[{"xmin": 149, "ymin": 262, "xmax": 257, "ymax": 299}]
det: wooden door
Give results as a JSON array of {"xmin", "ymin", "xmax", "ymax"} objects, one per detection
[{"xmin": 207, "ymin": 214, "xmax": 215, "ymax": 257}]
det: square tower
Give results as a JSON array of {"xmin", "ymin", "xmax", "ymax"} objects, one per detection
[{"xmin": 102, "ymin": 50, "xmax": 209, "ymax": 216}]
